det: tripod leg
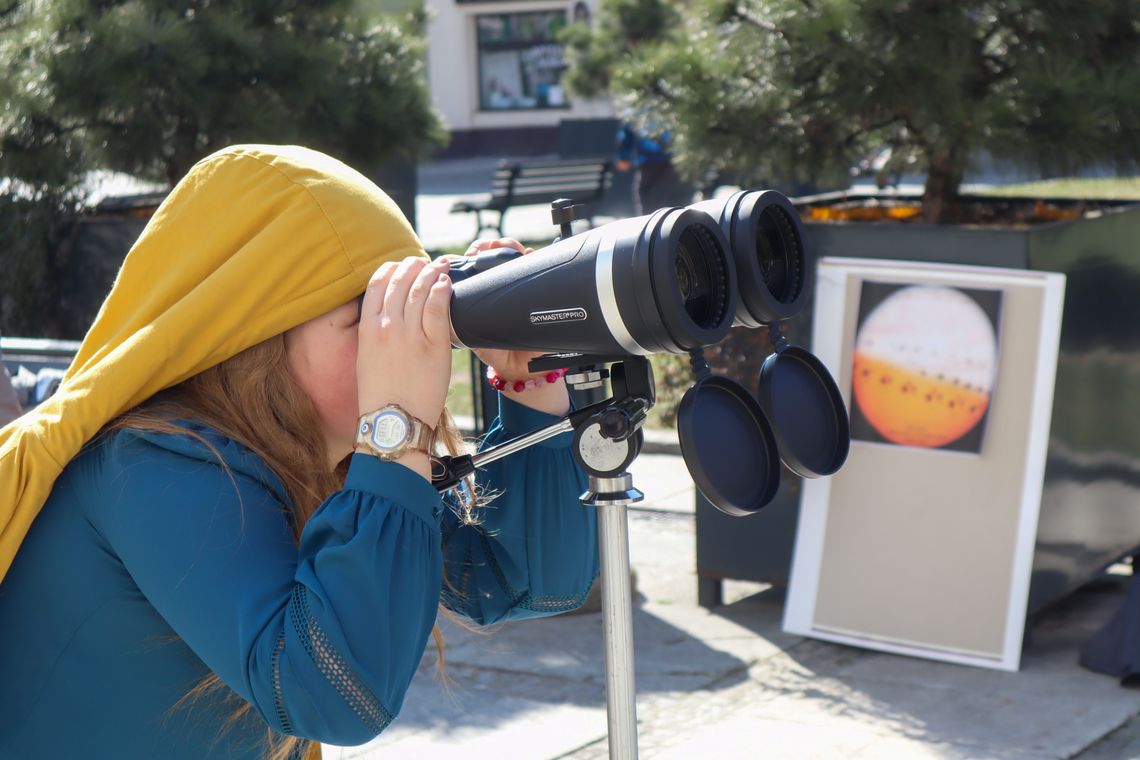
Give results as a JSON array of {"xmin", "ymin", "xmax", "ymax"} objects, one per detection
[{"xmin": 598, "ymin": 501, "xmax": 639, "ymax": 759}]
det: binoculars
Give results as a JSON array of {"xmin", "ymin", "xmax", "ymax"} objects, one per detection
[
  {"xmin": 445, "ymin": 190, "xmax": 849, "ymax": 516},
  {"xmin": 446, "ymin": 190, "xmax": 807, "ymax": 356}
]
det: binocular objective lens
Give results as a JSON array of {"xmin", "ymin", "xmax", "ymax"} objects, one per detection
[
  {"xmin": 756, "ymin": 205, "xmax": 805, "ymax": 305},
  {"xmin": 675, "ymin": 225, "xmax": 729, "ymax": 330}
]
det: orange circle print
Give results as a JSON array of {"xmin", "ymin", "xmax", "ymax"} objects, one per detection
[{"xmin": 852, "ymin": 285, "xmax": 997, "ymax": 449}]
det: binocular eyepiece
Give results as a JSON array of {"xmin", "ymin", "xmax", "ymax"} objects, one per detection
[
  {"xmin": 447, "ymin": 189, "xmax": 810, "ymax": 356},
  {"xmin": 445, "ymin": 188, "xmax": 849, "ymax": 517},
  {"xmin": 691, "ymin": 190, "xmax": 809, "ymax": 328}
]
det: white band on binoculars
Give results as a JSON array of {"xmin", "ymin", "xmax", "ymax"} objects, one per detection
[{"xmin": 596, "ymin": 234, "xmax": 649, "ymax": 355}]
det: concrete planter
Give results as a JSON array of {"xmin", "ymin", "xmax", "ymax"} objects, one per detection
[{"xmin": 697, "ymin": 192, "xmax": 1140, "ymax": 617}]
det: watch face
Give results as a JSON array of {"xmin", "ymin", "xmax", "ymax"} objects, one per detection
[{"xmin": 371, "ymin": 409, "xmax": 410, "ymax": 451}]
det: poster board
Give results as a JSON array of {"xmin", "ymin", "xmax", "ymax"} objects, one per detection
[{"xmin": 783, "ymin": 258, "xmax": 1066, "ymax": 671}]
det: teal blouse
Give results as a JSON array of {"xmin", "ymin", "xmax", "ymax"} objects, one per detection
[{"xmin": 0, "ymin": 396, "xmax": 597, "ymax": 758}]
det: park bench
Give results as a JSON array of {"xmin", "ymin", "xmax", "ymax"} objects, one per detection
[{"xmin": 450, "ymin": 158, "xmax": 613, "ymax": 237}]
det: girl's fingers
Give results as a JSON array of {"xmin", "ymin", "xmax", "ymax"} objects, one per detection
[
  {"xmin": 463, "ymin": 238, "xmax": 496, "ymax": 256},
  {"xmin": 465, "ymin": 237, "xmax": 527, "ymax": 256},
  {"xmin": 495, "ymin": 238, "xmax": 527, "ymax": 253},
  {"xmin": 422, "ymin": 273, "xmax": 453, "ymax": 346},
  {"xmin": 383, "ymin": 257, "xmax": 429, "ymax": 326},
  {"xmin": 405, "ymin": 259, "xmax": 449, "ymax": 333},
  {"xmin": 361, "ymin": 261, "xmax": 399, "ymax": 322}
]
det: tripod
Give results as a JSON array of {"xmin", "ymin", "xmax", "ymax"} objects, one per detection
[{"xmin": 433, "ymin": 355, "xmax": 655, "ymax": 759}]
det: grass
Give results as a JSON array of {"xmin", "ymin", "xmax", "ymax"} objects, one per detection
[
  {"xmin": 979, "ymin": 177, "xmax": 1140, "ymax": 200},
  {"xmin": 446, "ymin": 349, "xmax": 476, "ymax": 423}
]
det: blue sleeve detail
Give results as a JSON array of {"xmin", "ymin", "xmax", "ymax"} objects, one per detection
[
  {"xmin": 440, "ymin": 394, "xmax": 599, "ymax": 625},
  {"xmin": 92, "ymin": 431, "xmax": 443, "ymax": 745},
  {"xmin": 344, "ymin": 453, "xmax": 444, "ymax": 525}
]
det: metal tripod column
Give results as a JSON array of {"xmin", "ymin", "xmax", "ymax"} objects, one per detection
[{"xmin": 584, "ymin": 473, "xmax": 644, "ymax": 760}]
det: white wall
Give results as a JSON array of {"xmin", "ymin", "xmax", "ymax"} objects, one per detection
[{"xmin": 425, "ymin": 0, "xmax": 612, "ymax": 132}]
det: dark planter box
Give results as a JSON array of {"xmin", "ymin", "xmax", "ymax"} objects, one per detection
[{"xmin": 697, "ymin": 192, "xmax": 1140, "ymax": 618}]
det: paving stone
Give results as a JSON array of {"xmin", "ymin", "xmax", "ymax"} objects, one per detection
[
  {"xmin": 1072, "ymin": 711, "xmax": 1140, "ymax": 760},
  {"xmin": 336, "ymin": 696, "xmax": 606, "ymax": 760},
  {"xmin": 850, "ymin": 736, "xmax": 1052, "ymax": 760}
]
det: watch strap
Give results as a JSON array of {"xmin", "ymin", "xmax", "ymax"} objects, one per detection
[{"xmin": 404, "ymin": 416, "xmax": 436, "ymax": 454}]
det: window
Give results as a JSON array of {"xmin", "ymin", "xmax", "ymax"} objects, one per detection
[{"xmin": 476, "ymin": 10, "xmax": 569, "ymax": 111}]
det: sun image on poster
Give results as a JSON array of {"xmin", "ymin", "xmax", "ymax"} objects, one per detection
[{"xmin": 850, "ymin": 282, "xmax": 1003, "ymax": 453}]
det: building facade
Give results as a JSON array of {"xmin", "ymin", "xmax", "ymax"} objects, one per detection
[{"xmin": 425, "ymin": 0, "xmax": 614, "ymax": 157}]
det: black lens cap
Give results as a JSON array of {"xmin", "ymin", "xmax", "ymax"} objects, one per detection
[
  {"xmin": 757, "ymin": 345, "xmax": 849, "ymax": 478},
  {"xmin": 677, "ymin": 374, "xmax": 781, "ymax": 516}
]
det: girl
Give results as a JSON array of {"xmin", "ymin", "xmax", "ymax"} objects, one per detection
[{"xmin": 0, "ymin": 145, "xmax": 598, "ymax": 759}]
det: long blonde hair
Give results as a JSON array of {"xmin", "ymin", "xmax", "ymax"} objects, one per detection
[{"xmin": 108, "ymin": 332, "xmax": 473, "ymax": 760}]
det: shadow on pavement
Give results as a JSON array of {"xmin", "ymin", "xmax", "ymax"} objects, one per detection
[
  {"xmin": 739, "ymin": 574, "xmax": 1140, "ymax": 759},
  {"xmin": 391, "ymin": 593, "xmax": 759, "ymax": 736}
]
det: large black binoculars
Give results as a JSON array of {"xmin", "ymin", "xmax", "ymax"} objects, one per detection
[
  {"xmin": 445, "ymin": 190, "xmax": 849, "ymax": 516},
  {"xmin": 447, "ymin": 190, "xmax": 808, "ymax": 355}
]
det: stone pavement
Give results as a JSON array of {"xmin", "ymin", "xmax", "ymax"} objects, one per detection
[{"xmin": 317, "ymin": 159, "xmax": 1140, "ymax": 759}]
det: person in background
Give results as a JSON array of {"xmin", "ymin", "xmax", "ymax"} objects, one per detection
[
  {"xmin": 616, "ymin": 121, "xmax": 694, "ymax": 215},
  {"xmin": 0, "ymin": 145, "xmax": 598, "ymax": 760}
]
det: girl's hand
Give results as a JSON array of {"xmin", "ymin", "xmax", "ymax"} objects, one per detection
[
  {"xmin": 463, "ymin": 238, "xmax": 542, "ymax": 378},
  {"xmin": 357, "ymin": 256, "xmax": 453, "ymax": 429},
  {"xmin": 461, "ymin": 236, "xmax": 535, "ymax": 259},
  {"xmin": 465, "ymin": 238, "xmax": 571, "ymax": 417}
]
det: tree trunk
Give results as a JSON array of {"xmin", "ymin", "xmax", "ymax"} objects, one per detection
[
  {"xmin": 922, "ymin": 150, "xmax": 965, "ymax": 224},
  {"xmin": 166, "ymin": 117, "xmax": 201, "ymax": 187}
]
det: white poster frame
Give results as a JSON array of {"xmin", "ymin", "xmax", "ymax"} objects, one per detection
[{"xmin": 783, "ymin": 257, "xmax": 1066, "ymax": 671}]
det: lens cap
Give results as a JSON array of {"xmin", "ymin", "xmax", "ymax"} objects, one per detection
[
  {"xmin": 677, "ymin": 374, "xmax": 782, "ymax": 516},
  {"xmin": 757, "ymin": 344, "xmax": 850, "ymax": 478}
]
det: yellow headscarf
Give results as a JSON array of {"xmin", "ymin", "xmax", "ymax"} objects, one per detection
[{"xmin": 0, "ymin": 144, "xmax": 426, "ymax": 583}]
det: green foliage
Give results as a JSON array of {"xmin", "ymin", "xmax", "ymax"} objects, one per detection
[
  {"xmin": 560, "ymin": 0, "xmax": 679, "ymax": 99},
  {"xmin": 0, "ymin": 188, "xmax": 85, "ymax": 337},
  {"xmin": 647, "ymin": 352, "xmax": 690, "ymax": 428},
  {"xmin": 0, "ymin": 0, "xmax": 444, "ymax": 336},
  {"xmin": 1, "ymin": 0, "xmax": 444, "ymax": 186},
  {"xmin": 564, "ymin": 0, "xmax": 1140, "ymax": 222}
]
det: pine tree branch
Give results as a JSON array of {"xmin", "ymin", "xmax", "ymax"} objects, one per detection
[
  {"xmin": 730, "ymin": 3, "xmax": 778, "ymax": 34},
  {"xmin": 838, "ymin": 115, "xmax": 906, "ymax": 151},
  {"xmin": 0, "ymin": 0, "xmax": 21, "ymax": 33},
  {"xmin": 897, "ymin": 112, "xmax": 933, "ymax": 155},
  {"xmin": 649, "ymin": 79, "xmax": 676, "ymax": 103}
]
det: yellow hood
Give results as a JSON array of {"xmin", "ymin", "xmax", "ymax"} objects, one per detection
[{"xmin": 0, "ymin": 144, "xmax": 425, "ymax": 582}]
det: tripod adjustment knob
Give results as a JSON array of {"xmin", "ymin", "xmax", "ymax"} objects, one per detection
[
  {"xmin": 600, "ymin": 408, "xmax": 631, "ymax": 440},
  {"xmin": 550, "ymin": 198, "xmax": 587, "ymax": 227}
]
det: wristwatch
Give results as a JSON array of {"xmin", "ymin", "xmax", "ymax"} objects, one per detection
[{"xmin": 355, "ymin": 404, "xmax": 435, "ymax": 461}]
